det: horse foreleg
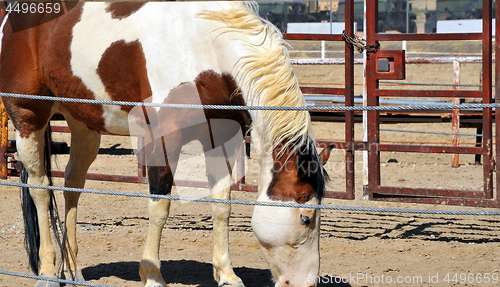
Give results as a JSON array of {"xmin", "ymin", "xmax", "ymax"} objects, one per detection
[
  {"xmin": 62, "ymin": 115, "xmax": 101, "ymax": 284},
  {"xmin": 140, "ymin": 196, "xmax": 171, "ymax": 287},
  {"xmin": 140, "ymin": 135, "xmax": 180, "ymax": 287},
  {"xmin": 206, "ymin": 150, "xmax": 244, "ymax": 287},
  {"xmin": 17, "ymin": 130, "xmax": 59, "ymax": 287}
]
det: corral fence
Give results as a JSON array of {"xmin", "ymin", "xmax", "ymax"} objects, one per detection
[
  {"xmin": 0, "ymin": 1, "xmax": 500, "ymax": 286},
  {"xmin": 283, "ymin": 0, "xmax": 499, "ymax": 208},
  {"xmin": 0, "ymin": 0, "xmax": 499, "ymax": 209}
]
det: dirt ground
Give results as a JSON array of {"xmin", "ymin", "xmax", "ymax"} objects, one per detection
[{"xmin": 1, "ymin": 44, "xmax": 500, "ymax": 287}]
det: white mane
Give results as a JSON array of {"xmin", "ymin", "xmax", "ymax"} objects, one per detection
[{"xmin": 198, "ymin": 2, "xmax": 314, "ymax": 155}]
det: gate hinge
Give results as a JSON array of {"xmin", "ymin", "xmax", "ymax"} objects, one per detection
[{"xmin": 342, "ymin": 31, "xmax": 380, "ymax": 53}]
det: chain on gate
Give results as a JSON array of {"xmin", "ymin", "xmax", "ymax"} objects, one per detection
[{"xmin": 342, "ymin": 30, "xmax": 380, "ymax": 53}]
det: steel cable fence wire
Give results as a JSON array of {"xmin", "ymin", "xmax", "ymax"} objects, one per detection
[
  {"xmin": 1, "ymin": 181, "xmax": 499, "ymax": 216},
  {"xmin": 1, "ymin": 92, "xmax": 500, "ymax": 216},
  {"xmin": 0, "ymin": 270, "xmax": 116, "ymax": 287},
  {"xmin": 0, "ymin": 92, "xmax": 498, "ymax": 111}
]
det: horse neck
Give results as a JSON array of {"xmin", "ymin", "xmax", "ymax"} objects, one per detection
[
  {"xmin": 224, "ymin": 38, "xmax": 311, "ymax": 147},
  {"xmin": 198, "ymin": 3, "xmax": 313, "ymax": 180}
]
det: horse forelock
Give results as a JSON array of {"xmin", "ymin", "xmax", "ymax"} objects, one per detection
[
  {"xmin": 267, "ymin": 141, "xmax": 328, "ymax": 203},
  {"xmin": 198, "ymin": 2, "xmax": 312, "ymax": 156},
  {"xmin": 296, "ymin": 142, "xmax": 328, "ymax": 201}
]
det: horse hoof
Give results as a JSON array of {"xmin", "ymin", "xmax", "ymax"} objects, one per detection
[
  {"xmin": 62, "ymin": 270, "xmax": 85, "ymax": 286},
  {"xmin": 35, "ymin": 280, "xmax": 60, "ymax": 287},
  {"xmin": 219, "ymin": 282, "xmax": 245, "ymax": 287}
]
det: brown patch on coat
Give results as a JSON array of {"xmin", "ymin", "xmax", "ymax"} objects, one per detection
[
  {"xmin": 195, "ymin": 70, "xmax": 252, "ymax": 149},
  {"xmin": 106, "ymin": 2, "xmax": 146, "ymax": 20},
  {"xmin": 195, "ymin": 70, "xmax": 250, "ymax": 132},
  {"xmin": 2, "ymin": 98, "xmax": 56, "ymax": 138},
  {"xmin": 0, "ymin": 3, "xmax": 108, "ymax": 136},
  {"xmin": 97, "ymin": 40, "xmax": 152, "ymax": 111},
  {"xmin": 267, "ymin": 144, "xmax": 331, "ymax": 203},
  {"xmin": 150, "ymin": 70, "xmax": 251, "ymax": 147},
  {"xmin": 267, "ymin": 146, "xmax": 317, "ymax": 204}
]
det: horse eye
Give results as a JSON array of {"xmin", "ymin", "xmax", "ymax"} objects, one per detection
[{"xmin": 300, "ymin": 215, "xmax": 311, "ymax": 225}]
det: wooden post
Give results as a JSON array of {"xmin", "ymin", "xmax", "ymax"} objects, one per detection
[
  {"xmin": 451, "ymin": 60, "xmax": 461, "ymax": 168},
  {"xmin": 0, "ymin": 101, "xmax": 8, "ymax": 179},
  {"xmin": 321, "ymin": 40, "xmax": 326, "ymax": 59}
]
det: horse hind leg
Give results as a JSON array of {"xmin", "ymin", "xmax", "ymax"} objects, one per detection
[
  {"xmin": 60, "ymin": 113, "xmax": 101, "ymax": 285},
  {"xmin": 17, "ymin": 127, "xmax": 60, "ymax": 287}
]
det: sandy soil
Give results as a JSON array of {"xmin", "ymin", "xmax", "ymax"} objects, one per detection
[{"xmin": 1, "ymin": 47, "xmax": 500, "ymax": 287}]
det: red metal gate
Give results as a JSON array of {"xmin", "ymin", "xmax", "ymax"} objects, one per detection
[
  {"xmin": 285, "ymin": 0, "xmax": 500, "ymax": 208},
  {"xmin": 362, "ymin": 0, "xmax": 498, "ymax": 207}
]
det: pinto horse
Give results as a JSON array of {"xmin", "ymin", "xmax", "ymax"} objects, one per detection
[{"xmin": 0, "ymin": 2, "xmax": 333, "ymax": 287}]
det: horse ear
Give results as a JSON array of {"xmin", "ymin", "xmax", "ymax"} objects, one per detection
[{"xmin": 319, "ymin": 145, "xmax": 335, "ymax": 165}]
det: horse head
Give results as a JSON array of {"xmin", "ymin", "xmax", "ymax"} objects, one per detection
[{"xmin": 252, "ymin": 143, "xmax": 334, "ymax": 286}]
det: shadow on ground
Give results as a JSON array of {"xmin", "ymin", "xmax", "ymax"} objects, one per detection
[
  {"xmin": 83, "ymin": 260, "xmax": 352, "ymax": 286},
  {"xmin": 83, "ymin": 260, "xmax": 271, "ymax": 287}
]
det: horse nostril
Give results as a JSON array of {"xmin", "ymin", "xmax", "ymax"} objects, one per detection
[
  {"xmin": 300, "ymin": 215, "xmax": 311, "ymax": 225},
  {"xmin": 285, "ymin": 280, "xmax": 290, "ymax": 285}
]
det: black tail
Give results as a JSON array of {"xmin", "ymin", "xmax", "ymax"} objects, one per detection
[
  {"xmin": 20, "ymin": 124, "xmax": 61, "ymax": 275},
  {"xmin": 20, "ymin": 162, "xmax": 40, "ymax": 274}
]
